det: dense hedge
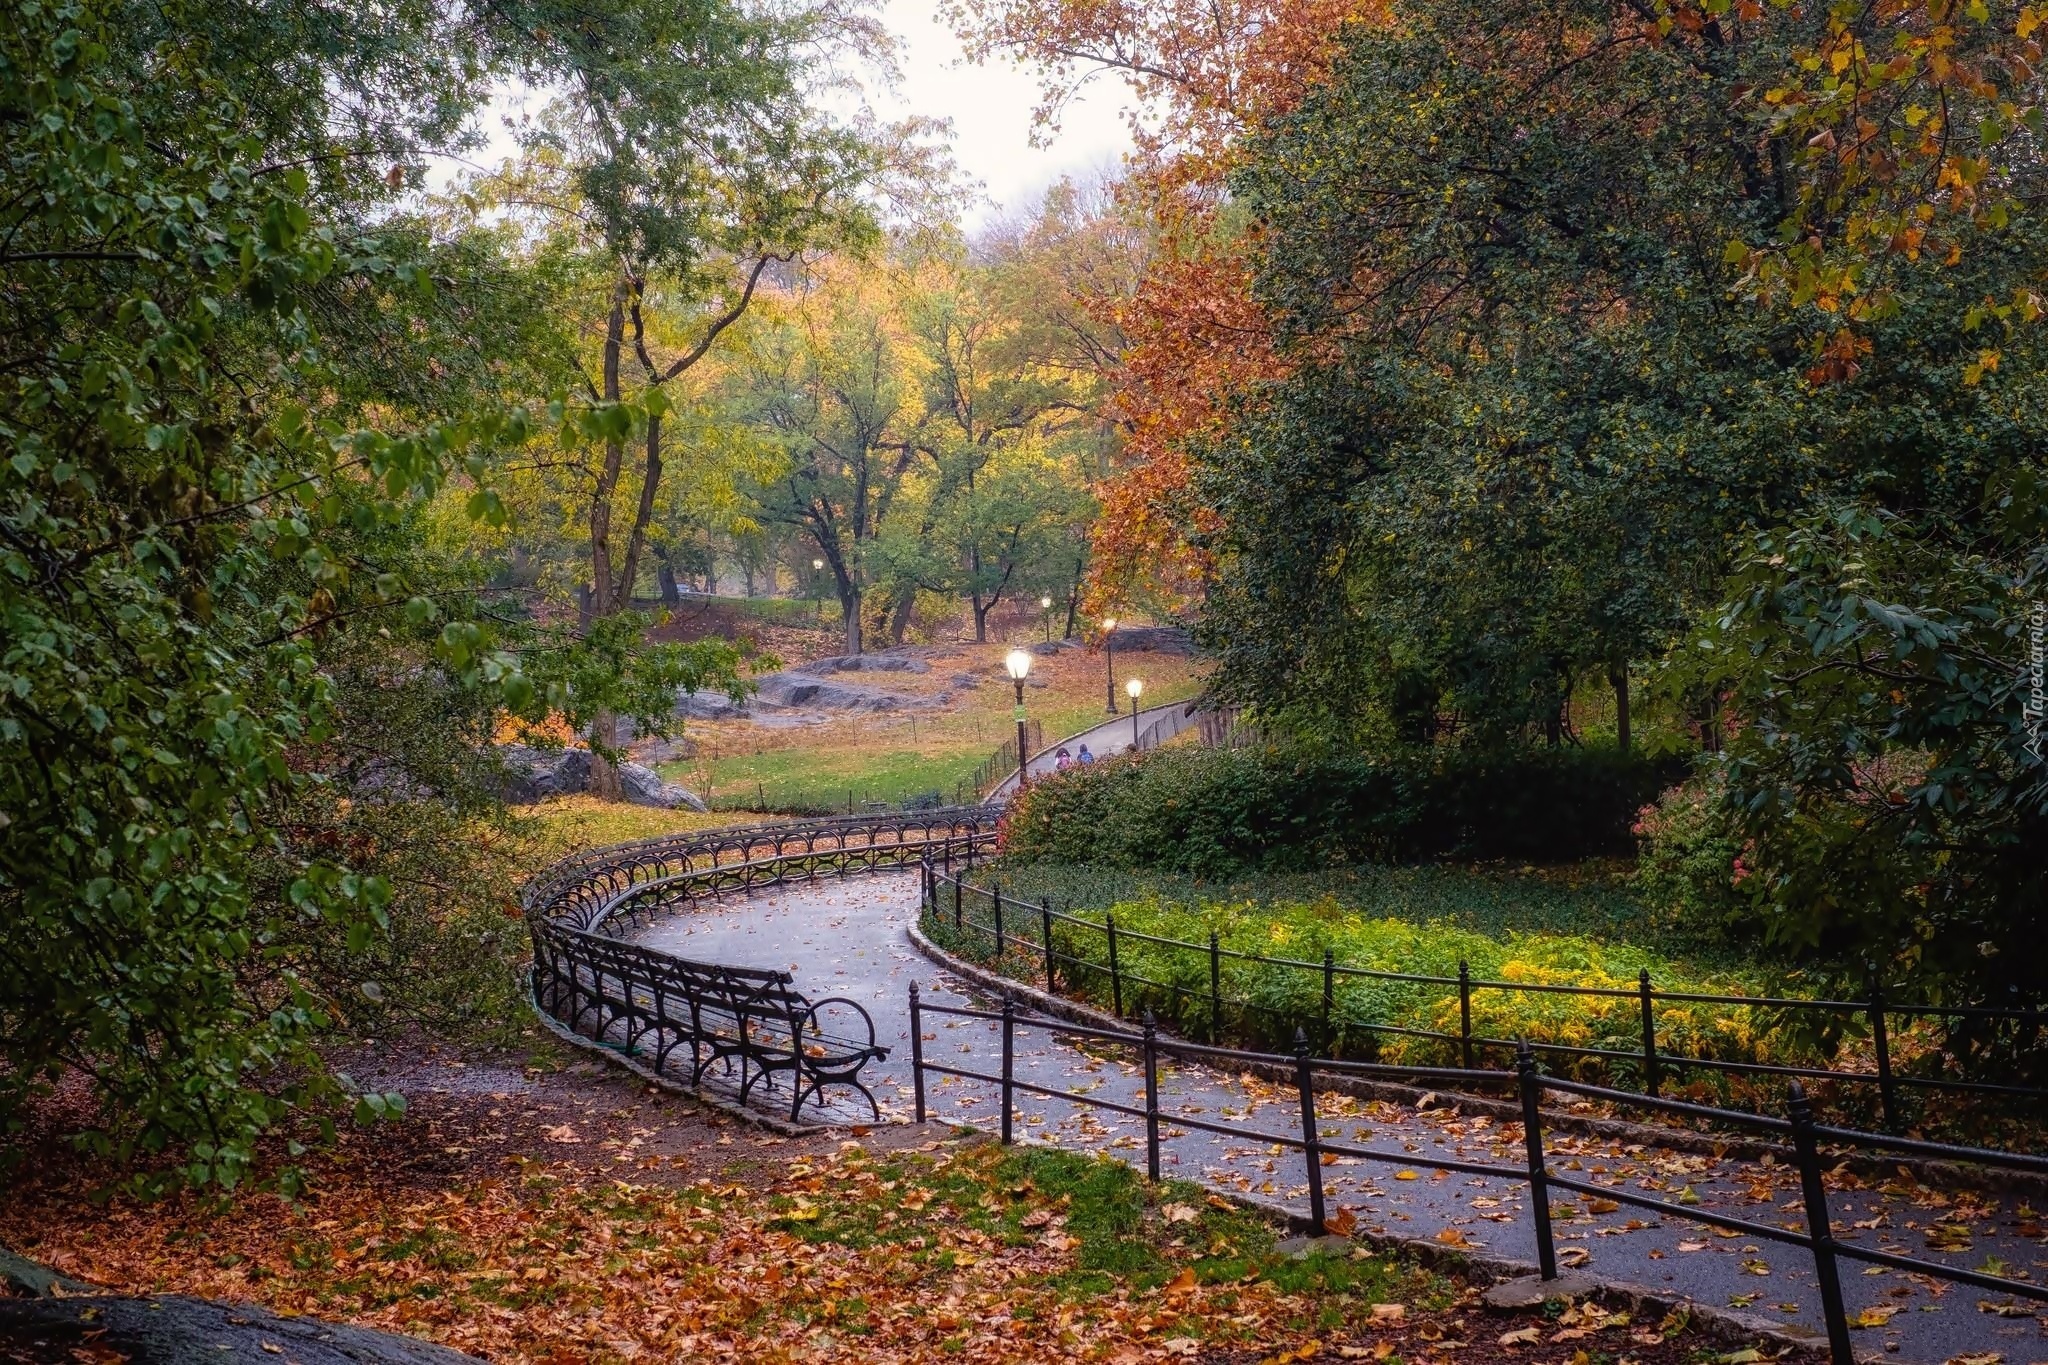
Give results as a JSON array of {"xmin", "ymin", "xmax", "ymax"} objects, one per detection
[{"xmin": 1002, "ymin": 745, "xmax": 1683, "ymax": 877}]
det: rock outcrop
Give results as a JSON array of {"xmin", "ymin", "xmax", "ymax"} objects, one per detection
[
  {"xmin": 617, "ymin": 761, "xmax": 708, "ymax": 812},
  {"xmin": 794, "ymin": 651, "xmax": 931, "ymax": 676},
  {"xmin": 496, "ymin": 746, "xmax": 705, "ymax": 812},
  {"xmin": 750, "ymin": 672, "xmax": 924, "ymax": 712},
  {"xmin": 0, "ymin": 1246, "xmax": 484, "ymax": 1364},
  {"xmin": 496, "ymin": 745, "xmax": 591, "ymax": 803}
]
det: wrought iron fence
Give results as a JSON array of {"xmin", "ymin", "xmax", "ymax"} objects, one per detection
[
  {"xmin": 906, "ymin": 986, "xmax": 2048, "ymax": 1365},
  {"xmin": 918, "ymin": 855, "xmax": 2048, "ymax": 1135},
  {"xmin": 963, "ymin": 719, "xmax": 1043, "ymax": 802},
  {"xmin": 524, "ymin": 809, "xmax": 999, "ymax": 1117}
]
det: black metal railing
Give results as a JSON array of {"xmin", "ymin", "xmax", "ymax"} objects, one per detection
[
  {"xmin": 524, "ymin": 809, "xmax": 1001, "ymax": 1116},
  {"xmin": 906, "ymin": 986, "xmax": 2048, "ymax": 1365},
  {"xmin": 918, "ymin": 856, "xmax": 2048, "ymax": 1135},
  {"xmin": 962, "ymin": 720, "xmax": 1043, "ymax": 803}
]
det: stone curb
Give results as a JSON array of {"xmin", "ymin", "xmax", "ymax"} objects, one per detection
[
  {"xmin": 523, "ymin": 981, "xmax": 842, "ymax": 1138},
  {"xmin": 908, "ymin": 927, "xmax": 1854, "ymax": 1360}
]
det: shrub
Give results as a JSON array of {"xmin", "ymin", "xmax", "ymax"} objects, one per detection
[
  {"xmin": 1002, "ymin": 744, "xmax": 1681, "ymax": 877},
  {"xmin": 1629, "ymin": 775, "xmax": 1755, "ymax": 948},
  {"xmin": 927, "ymin": 887, "xmax": 1799, "ymax": 1093}
]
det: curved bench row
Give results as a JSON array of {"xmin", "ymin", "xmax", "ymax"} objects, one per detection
[{"xmin": 524, "ymin": 807, "xmax": 1002, "ymax": 1120}]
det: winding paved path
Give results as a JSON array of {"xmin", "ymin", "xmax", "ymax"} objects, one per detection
[
  {"xmin": 632, "ymin": 870, "xmax": 2048, "ymax": 1365},
  {"xmin": 987, "ymin": 700, "xmax": 1200, "ymax": 799}
]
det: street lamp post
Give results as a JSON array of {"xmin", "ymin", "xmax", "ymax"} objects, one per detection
[
  {"xmin": 1040, "ymin": 595, "xmax": 1053, "ymax": 643},
  {"xmin": 1126, "ymin": 677, "xmax": 1144, "ymax": 751},
  {"xmin": 810, "ymin": 557, "xmax": 825, "ymax": 622},
  {"xmin": 1005, "ymin": 648, "xmax": 1034, "ymax": 790},
  {"xmin": 1102, "ymin": 617, "xmax": 1119, "ymax": 714}
]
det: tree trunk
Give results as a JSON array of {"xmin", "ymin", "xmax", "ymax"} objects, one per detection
[
  {"xmin": 971, "ymin": 593, "xmax": 989, "ymax": 642},
  {"xmin": 841, "ymin": 588, "xmax": 862, "ymax": 654},
  {"xmin": 656, "ymin": 553, "xmax": 680, "ymax": 606},
  {"xmin": 887, "ymin": 588, "xmax": 916, "ymax": 645},
  {"xmin": 588, "ymin": 287, "xmax": 628, "ymax": 617},
  {"xmin": 587, "ymin": 708, "xmax": 623, "ymax": 800},
  {"xmin": 1610, "ymin": 663, "xmax": 1631, "ymax": 753}
]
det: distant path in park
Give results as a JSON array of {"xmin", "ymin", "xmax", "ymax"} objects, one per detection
[
  {"xmin": 632, "ymin": 870, "xmax": 2048, "ymax": 1365},
  {"xmin": 986, "ymin": 700, "xmax": 1202, "ymax": 800}
]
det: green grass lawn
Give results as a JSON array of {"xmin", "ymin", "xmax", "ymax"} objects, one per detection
[
  {"xmin": 939, "ymin": 857, "xmax": 1851, "ymax": 1109},
  {"xmin": 665, "ymin": 660, "xmax": 1209, "ymax": 813}
]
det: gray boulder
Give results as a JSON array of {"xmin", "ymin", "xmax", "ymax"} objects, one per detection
[
  {"xmin": 496, "ymin": 745, "xmax": 591, "ymax": 803},
  {"xmin": 675, "ymin": 689, "xmax": 747, "ymax": 721},
  {"xmin": 794, "ymin": 652, "xmax": 930, "ymax": 676},
  {"xmin": 0, "ymin": 1246, "xmax": 93, "ymax": 1298},
  {"xmin": 0, "ymin": 1293, "xmax": 484, "ymax": 1363},
  {"xmin": 632, "ymin": 736, "xmax": 697, "ymax": 765},
  {"xmin": 751, "ymin": 671, "xmax": 916, "ymax": 712},
  {"xmin": 617, "ymin": 762, "xmax": 708, "ymax": 812}
]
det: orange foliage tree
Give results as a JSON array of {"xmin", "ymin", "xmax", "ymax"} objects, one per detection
[
  {"xmin": 952, "ymin": 0, "xmax": 2047, "ymax": 613},
  {"xmin": 946, "ymin": 0, "xmax": 1385, "ymax": 613}
]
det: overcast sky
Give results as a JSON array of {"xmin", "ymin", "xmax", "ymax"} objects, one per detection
[
  {"xmin": 437, "ymin": 4, "xmax": 1136, "ymax": 228},
  {"xmin": 875, "ymin": 0, "xmax": 1136, "ymax": 226}
]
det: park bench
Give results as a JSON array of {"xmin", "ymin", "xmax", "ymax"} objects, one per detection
[{"xmin": 556, "ymin": 927, "xmax": 889, "ymax": 1122}]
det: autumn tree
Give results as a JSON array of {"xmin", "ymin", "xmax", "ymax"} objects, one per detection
[
  {"xmin": 862, "ymin": 242, "xmax": 1102, "ymax": 642},
  {"xmin": 733, "ymin": 264, "xmax": 925, "ymax": 653},
  {"xmin": 459, "ymin": 6, "xmax": 893, "ymax": 792}
]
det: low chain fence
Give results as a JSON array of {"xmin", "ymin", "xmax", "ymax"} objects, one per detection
[
  {"xmin": 905, "ymin": 986, "xmax": 2048, "ymax": 1365},
  {"xmin": 918, "ymin": 852, "xmax": 2048, "ymax": 1139}
]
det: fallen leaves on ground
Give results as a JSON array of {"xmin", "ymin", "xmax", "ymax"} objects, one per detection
[{"xmin": 3, "ymin": 1137, "xmax": 1463, "ymax": 1364}]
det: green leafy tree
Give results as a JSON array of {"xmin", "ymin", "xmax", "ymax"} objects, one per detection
[{"xmin": 0, "ymin": 0, "xmax": 750, "ymax": 1186}]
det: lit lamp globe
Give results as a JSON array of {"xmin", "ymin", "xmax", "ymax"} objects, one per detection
[
  {"xmin": 1125, "ymin": 677, "xmax": 1145, "ymax": 751},
  {"xmin": 1041, "ymin": 595, "xmax": 1053, "ymax": 610},
  {"xmin": 1005, "ymin": 649, "xmax": 1034, "ymax": 789},
  {"xmin": 1125, "ymin": 677, "xmax": 1143, "ymax": 703}
]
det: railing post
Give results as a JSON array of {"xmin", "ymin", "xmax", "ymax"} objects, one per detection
[
  {"xmin": 1458, "ymin": 960, "xmax": 1475, "ymax": 1070},
  {"xmin": 1789, "ymin": 1080, "xmax": 1854, "ymax": 1365},
  {"xmin": 1000, "ymin": 992, "xmax": 1016, "ymax": 1145},
  {"xmin": 1107, "ymin": 913, "xmax": 1124, "ymax": 1017},
  {"xmin": 1638, "ymin": 969, "xmax": 1659, "ymax": 1098},
  {"xmin": 1322, "ymin": 948, "xmax": 1335, "ymax": 1045},
  {"xmin": 1142, "ymin": 1011, "xmax": 1162, "ymax": 1183},
  {"xmin": 1041, "ymin": 900, "xmax": 1056, "ymax": 992},
  {"xmin": 992, "ymin": 879, "xmax": 1004, "ymax": 960},
  {"xmin": 1293, "ymin": 1029, "xmax": 1328, "ymax": 1233},
  {"xmin": 1868, "ymin": 986, "xmax": 1899, "ymax": 1133},
  {"xmin": 1516, "ymin": 1042, "xmax": 1558, "ymax": 1280},
  {"xmin": 910, "ymin": 983, "xmax": 927, "ymax": 1124},
  {"xmin": 953, "ymin": 870, "xmax": 962, "ymax": 931},
  {"xmin": 1208, "ymin": 931, "xmax": 1222, "ymax": 1045}
]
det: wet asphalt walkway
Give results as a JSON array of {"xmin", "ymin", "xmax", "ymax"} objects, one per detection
[{"xmin": 632, "ymin": 871, "xmax": 2048, "ymax": 1364}]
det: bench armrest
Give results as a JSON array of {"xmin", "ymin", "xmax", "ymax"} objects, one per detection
[{"xmin": 801, "ymin": 996, "xmax": 886, "ymax": 1057}]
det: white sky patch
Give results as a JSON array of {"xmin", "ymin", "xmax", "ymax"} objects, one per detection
[
  {"xmin": 423, "ymin": 3, "xmax": 1139, "ymax": 229},
  {"xmin": 875, "ymin": 0, "xmax": 1136, "ymax": 226}
]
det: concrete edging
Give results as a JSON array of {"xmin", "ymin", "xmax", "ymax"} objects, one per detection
[
  {"xmin": 905, "ymin": 917, "xmax": 2048, "ymax": 1201},
  {"xmin": 906, "ymin": 924, "xmax": 1841, "ymax": 1359},
  {"xmin": 523, "ymin": 980, "xmax": 844, "ymax": 1138}
]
